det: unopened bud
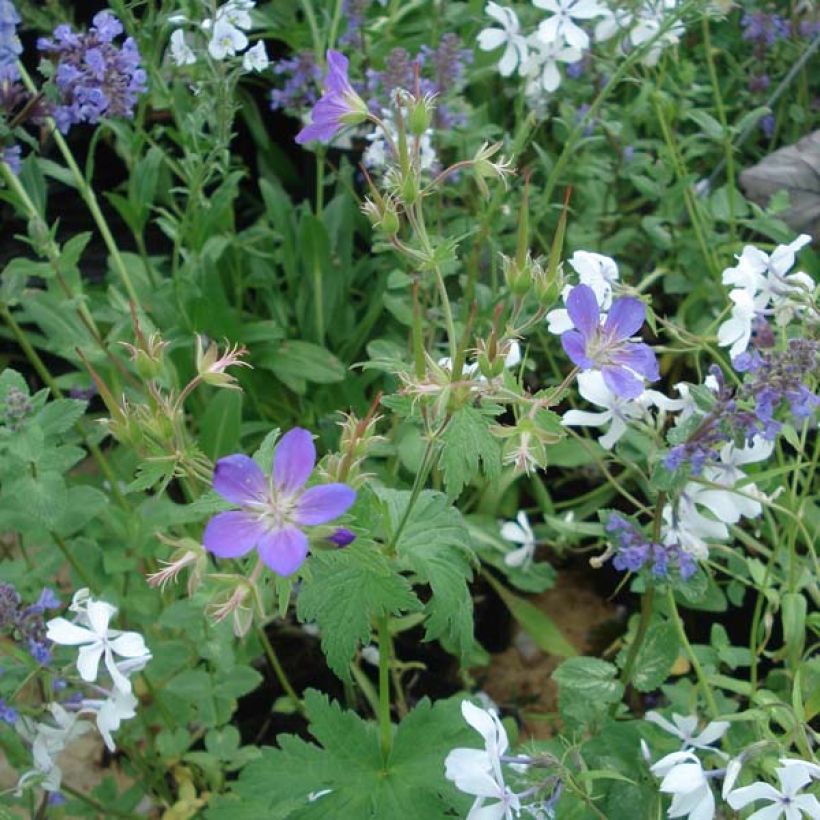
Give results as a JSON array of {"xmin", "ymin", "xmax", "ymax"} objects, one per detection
[
  {"xmin": 401, "ymin": 174, "xmax": 418, "ymax": 207},
  {"xmin": 362, "ymin": 196, "xmax": 400, "ymax": 236},
  {"xmin": 502, "ymin": 254, "xmax": 532, "ymax": 296},
  {"xmin": 408, "ymin": 96, "xmax": 433, "ymax": 136}
]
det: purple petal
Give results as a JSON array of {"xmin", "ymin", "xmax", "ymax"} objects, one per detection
[
  {"xmin": 565, "ymin": 284, "xmax": 600, "ymax": 339},
  {"xmin": 273, "ymin": 428, "xmax": 316, "ymax": 493},
  {"xmin": 611, "ymin": 342, "xmax": 660, "ymax": 381},
  {"xmin": 561, "ymin": 330, "xmax": 594, "ymax": 368},
  {"xmin": 295, "ymin": 484, "xmax": 356, "ymax": 525},
  {"xmin": 603, "ymin": 296, "xmax": 645, "ymax": 341},
  {"xmin": 325, "ymin": 50, "xmax": 351, "ymax": 95},
  {"xmin": 203, "ymin": 511, "xmax": 265, "ymax": 558},
  {"xmin": 602, "ymin": 366, "xmax": 644, "ymax": 399},
  {"xmin": 257, "ymin": 526, "xmax": 309, "ymax": 576},
  {"xmin": 212, "ymin": 455, "xmax": 267, "ymax": 504}
]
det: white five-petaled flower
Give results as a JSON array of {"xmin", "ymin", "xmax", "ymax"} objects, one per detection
[
  {"xmin": 717, "ymin": 288, "xmax": 757, "ymax": 359},
  {"xmin": 524, "ymin": 32, "xmax": 582, "ymax": 93},
  {"xmin": 722, "ymin": 234, "xmax": 814, "ymax": 326},
  {"xmin": 208, "ymin": 18, "xmax": 249, "ymax": 60},
  {"xmin": 645, "ymin": 712, "xmax": 730, "ymax": 755},
  {"xmin": 445, "ymin": 701, "xmax": 521, "ymax": 820},
  {"xmin": 692, "ymin": 436, "xmax": 774, "ymax": 524},
  {"xmin": 533, "ymin": 0, "xmax": 605, "ymax": 50},
  {"xmin": 562, "ymin": 370, "xmax": 646, "ymax": 449},
  {"xmin": 546, "ymin": 251, "xmax": 619, "ymax": 334},
  {"xmin": 726, "ymin": 762, "xmax": 820, "ymax": 819},
  {"xmin": 660, "ymin": 495, "xmax": 727, "ymax": 561},
  {"xmin": 650, "ymin": 751, "xmax": 716, "ymax": 820},
  {"xmin": 500, "ymin": 510, "xmax": 536, "ymax": 568},
  {"xmin": 478, "ymin": 2, "xmax": 530, "ymax": 77},
  {"xmin": 169, "ymin": 28, "xmax": 196, "ymax": 66},
  {"xmin": 242, "ymin": 40, "xmax": 269, "ymax": 72},
  {"xmin": 46, "ymin": 599, "xmax": 150, "ymax": 694},
  {"xmin": 80, "ymin": 688, "xmax": 138, "ymax": 752}
]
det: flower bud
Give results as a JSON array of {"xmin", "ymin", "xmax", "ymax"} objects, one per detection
[
  {"xmin": 502, "ymin": 254, "xmax": 532, "ymax": 296},
  {"xmin": 195, "ymin": 337, "xmax": 251, "ymax": 389},
  {"xmin": 361, "ymin": 195, "xmax": 400, "ymax": 236},
  {"xmin": 408, "ymin": 96, "xmax": 433, "ymax": 136},
  {"xmin": 401, "ymin": 174, "xmax": 418, "ymax": 207}
]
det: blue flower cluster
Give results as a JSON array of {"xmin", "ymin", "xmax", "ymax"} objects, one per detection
[
  {"xmin": 741, "ymin": 12, "xmax": 789, "ymax": 49},
  {"xmin": 36, "ymin": 11, "xmax": 146, "ymax": 133},
  {"xmin": 0, "ymin": 583, "xmax": 60, "ymax": 667},
  {"xmin": 269, "ymin": 51, "xmax": 322, "ymax": 113},
  {"xmin": 0, "ymin": 0, "xmax": 21, "ymax": 80},
  {"xmin": 606, "ymin": 514, "xmax": 696, "ymax": 580}
]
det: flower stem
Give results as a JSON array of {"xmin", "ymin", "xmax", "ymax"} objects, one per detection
[
  {"xmin": 256, "ymin": 624, "xmax": 304, "ymax": 717},
  {"xmin": 377, "ymin": 616, "xmax": 392, "ymax": 761},
  {"xmin": 666, "ymin": 586, "xmax": 719, "ymax": 718},
  {"xmin": 16, "ymin": 62, "xmax": 141, "ymax": 306}
]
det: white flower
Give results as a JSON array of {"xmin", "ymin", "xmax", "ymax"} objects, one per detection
[
  {"xmin": 169, "ymin": 28, "xmax": 197, "ymax": 66},
  {"xmin": 562, "ymin": 370, "xmax": 645, "ymax": 449},
  {"xmin": 46, "ymin": 599, "xmax": 151, "ymax": 694},
  {"xmin": 650, "ymin": 751, "xmax": 716, "ymax": 820},
  {"xmin": 629, "ymin": 1, "xmax": 685, "ymax": 67},
  {"xmin": 215, "ymin": 0, "xmax": 254, "ymax": 30},
  {"xmin": 445, "ymin": 701, "xmax": 521, "ymax": 820},
  {"xmin": 546, "ymin": 251, "xmax": 619, "ymax": 333},
  {"xmin": 242, "ymin": 40, "xmax": 268, "ymax": 72},
  {"xmin": 360, "ymin": 645, "xmax": 380, "ymax": 666},
  {"xmin": 661, "ymin": 496, "xmax": 728, "ymax": 561},
  {"xmin": 500, "ymin": 510, "xmax": 536, "ymax": 567},
  {"xmin": 524, "ymin": 32, "xmax": 582, "ymax": 93},
  {"xmin": 594, "ymin": 7, "xmax": 633, "ymax": 42},
  {"xmin": 722, "ymin": 235, "xmax": 814, "ymax": 325},
  {"xmin": 779, "ymin": 758, "xmax": 820, "ymax": 782},
  {"xmin": 693, "ymin": 436, "xmax": 773, "ymax": 524},
  {"xmin": 726, "ymin": 763, "xmax": 820, "ymax": 819},
  {"xmin": 479, "ymin": 2, "xmax": 530, "ymax": 77},
  {"xmin": 533, "ymin": 0, "xmax": 605, "ymax": 50},
  {"xmin": 717, "ymin": 288, "xmax": 756, "ymax": 359},
  {"xmin": 80, "ymin": 688, "xmax": 138, "ymax": 752},
  {"xmin": 16, "ymin": 704, "xmax": 91, "ymax": 795},
  {"xmin": 722, "ymin": 757, "xmax": 743, "ymax": 799},
  {"xmin": 645, "ymin": 712, "xmax": 729, "ymax": 755},
  {"xmin": 208, "ymin": 19, "xmax": 248, "ymax": 60}
]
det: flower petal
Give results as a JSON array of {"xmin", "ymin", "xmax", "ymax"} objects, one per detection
[
  {"xmin": 86, "ymin": 600, "xmax": 116, "ymax": 636},
  {"xmin": 203, "ymin": 511, "xmax": 265, "ymax": 559},
  {"xmin": 611, "ymin": 342, "xmax": 659, "ymax": 382},
  {"xmin": 212, "ymin": 454, "xmax": 267, "ymax": 504},
  {"xmin": 108, "ymin": 632, "xmax": 149, "ymax": 659},
  {"xmin": 76, "ymin": 642, "xmax": 104, "ymax": 682},
  {"xmin": 565, "ymin": 284, "xmax": 600, "ymax": 339},
  {"xmin": 273, "ymin": 428, "xmax": 316, "ymax": 493},
  {"xmin": 295, "ymin": 484, "xmax": 356, "ymax": 525},
  {"xmin": 561, "ymin": 330, "xmax": 594, "ymax": 368},
  {"xmin": 46, "ymin": 617, "xmax": 94, "ymax": 646},
  {"xmin": 726, "ymin": 782, "xmax": 781, "ymax": 809},
  {"xmin": 257, "ymin": 526, "xmax": 309, "ymax": 576},
  {"xmin": 603, "ymin": 296, "xmax": 645, "ymax": 340},
  {"xmin": 602, "ymin": 365, "xmax": 644, "ymax": 399}
]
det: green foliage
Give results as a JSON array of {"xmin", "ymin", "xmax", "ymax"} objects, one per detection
[
  {"xmin": 297, "ymin": 543, "xmax": 421, "ymax": 682},
  {"xmin": 439, "ymin": 405, "xmax": 501, "ymax": 498},
  {"xmin": 207, "ymin": 690, "xmax": 473, "ymax": 820}
]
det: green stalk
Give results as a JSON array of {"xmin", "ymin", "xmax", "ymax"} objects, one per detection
[
  {"xmin": 256, "ymin": 625, "xmax": 305, "ymax": 716},
  {"xmin": 701, "ymin": 16, "xmax": 736, "ymax": 240},
  {"xmin": 666, "ymin": 587, "xmax": 719, "ymax": 718},
  {"xmin": 377, "ymin": 616, "xmax": 392, "ymax": 761},
  {"xmin": 16, "ymin": 63, "xmax": 141, "ymax": 306}
]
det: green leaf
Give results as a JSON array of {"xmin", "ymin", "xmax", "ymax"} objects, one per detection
[
  {"xmin": 199, "ymin": 389, "xmax": 243, "ymax": 460},
  {"xmin": 3, "ymin": 470, "xmax": 68, "ymax": 528},
  {"xmin": 209, "ymin": 690, "xmax": 474, "ymax": 820},
  {"xmin": 483, "ymin": 573, "xmax": 576, "ymax": 658},
  {"xmin": 553, "ymin": 657, "xmax": 624, "ymax": 704},
  {"xmin": 781, "ymin": 593, "xmax": 807, "ymax": 668},
  {"xmin": 297, "ymin": 543, "xmax": 420, "ymax": 682},
  {"xmin": 631, "ymin": 620, "xmax": 679, "ymax": 692},
  {"xmin": 214, "ymin": 666, "xmax": 264, "ymax": 699},
  {"xmin": 375, "ymin": 488, "xmax": 480, "ymax": 662},
  {"xmin": 259, "ymin": 340, "xmax": 346, "ymax": 393},
  {"xmin": 34, "ymin": 398, "xmax": 87, "ymax": 438},
  {"xmin": 439, "ymin": 406, "xmax": 501, "ymax": 498}
]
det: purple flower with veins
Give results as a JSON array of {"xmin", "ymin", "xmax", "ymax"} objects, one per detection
[
  {"xmin": 204, "ymin": 428, "xmax": 356, "ymax": 576},
  {"xmin": 560, "ymin": 284, "xmax": 659, "ymax": 398},
  {"xmin": 295, "ymin": 50, "xmax": 368, "ymax": 145}
]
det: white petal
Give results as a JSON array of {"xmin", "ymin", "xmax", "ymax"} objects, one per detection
[
  {"xmin": 478, "ymin": 28, "xmax": 507, "ymax": 51},
  {"xmin": 86, "ymin": 600, "xmax": 116, "ymax": 637},
  {"xmin": 46, "ymin": 618, "xmax": 94, "ymax": 646},
  {"xmin": 497, "ymin": 42, "xmax": 519, "ymax": 76},
  {"xmin": 726, "ymin": 781, "xmax": 781, "ymax": 809},
  {"xmin": 109, "ymin": 631, "xmax": 149, "ymax": 659},
  {"xmin": 576, "ymin": 370, "xmax": 615, "ymax": 408},
  {"xmin": 540, "ymin": 60, "xmax": 561, "ymax": 92},
  {"xmin": 105, "ymin": 647, "xmax": 133, "ymax": 694},
  {"xmin": 504, "ymin": 543, "xmax": 533, "ymax": 567},
  {"xmin": 562, "ymin": 409, "xmax": 612, "ymax": 427},
  {"xmin": 598, "ymin": 417, "xmax": 627, "ymax": 450},
  {"xmin": 500, "ymin": 522, "xmax": 528, "ymax": 544},
  {"xmin": 76, "ymin": 642, "xmax": 104, "ymax": 682}
]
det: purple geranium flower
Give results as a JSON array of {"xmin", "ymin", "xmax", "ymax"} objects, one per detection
[
  {"xmin": 560, "ymin": 284, "xmax": 659, "ymax": 399},
  {"xmin": 203, "ymin": 428, "xmax": 356, "ymax": 576},
  {"xmin": 295, "ymin": 49, "xmax": 367, "ymax": 144}
]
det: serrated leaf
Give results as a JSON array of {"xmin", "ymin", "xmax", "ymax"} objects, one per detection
[
  {"xmin": 3, "ymin": 470, "xmax": 68, "ymax": 528},
  {"xmin": 439, "ymin": 406, "xmax": 501, "ymax": 498},
  {"xmin": 376, "ymin": 488, "xmax": 479, "ymax": 662},
  {"xmin": 209, "ymin": 690, "xmax": 474, "ymax": 820},
  {"xmin": 34, "ymin": 398, "xmax": 87, "ymax": 438},
  {"xmin": 297, "ymin": 543, "xmax": 420, "ymax": 682}
]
